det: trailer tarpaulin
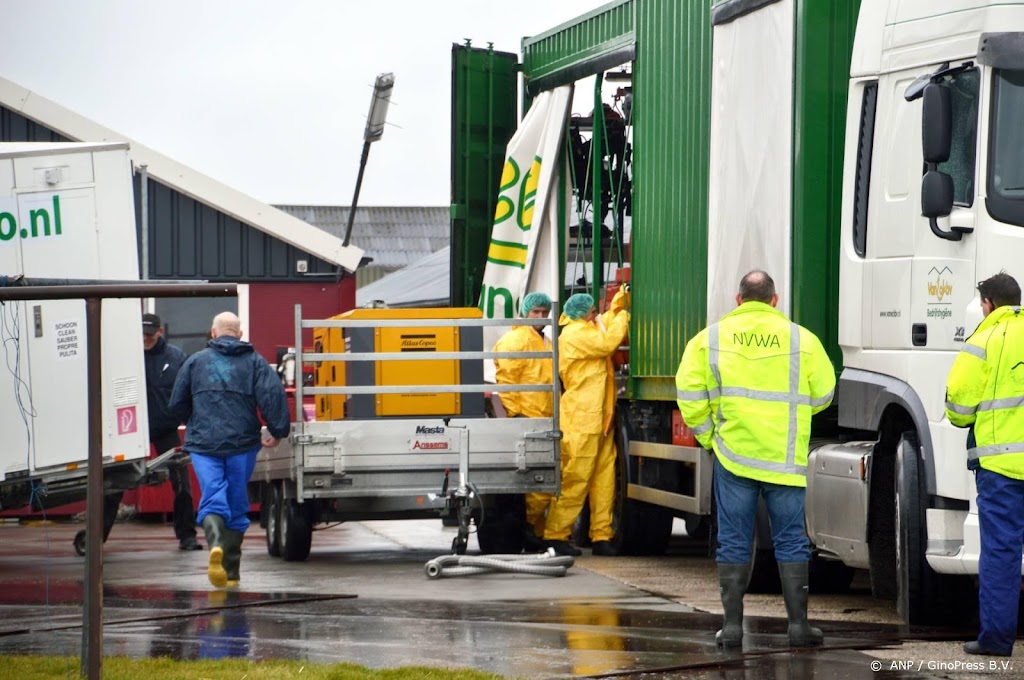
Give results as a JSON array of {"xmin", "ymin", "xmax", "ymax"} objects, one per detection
[
  {"xmin": 707, "ymin": 0, "xmax": 794, "ymax": 323},
  {"xmin": 478, "ymin": 85, "xmax": 571, "ymax": 381}
]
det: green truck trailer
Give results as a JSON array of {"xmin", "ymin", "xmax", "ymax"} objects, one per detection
[{"xmin": 451, "ymin": 0, "xmax": 1024, "ymax": 625}]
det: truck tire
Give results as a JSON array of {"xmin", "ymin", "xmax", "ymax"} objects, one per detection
[
  {"xmin": 265, "ymin": 483, "xmax": 282, "ymax": 557},
  {"xmin": 894, "ymin": 431, "xmax": 972, "ymax": 625},
  {"xmin": 279, "ymin": 497, "xmax": 313, "ymax": 562},
  {"xmin": 613, "ymin": 416, "xmax": 674, "ymax": 556},
  {"xmin": 745, "ymin": 498, "xmax": 781, "ymax": 594},
  {"xmin": 809, "ymin": 556, "xmax": 855, "ymax": 593},
  {"xmin": 476, "ymin": 494, "xmax": 526, "ymax": 554}
]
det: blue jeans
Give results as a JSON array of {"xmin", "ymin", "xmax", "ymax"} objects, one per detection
[
  {"xmin": 191, "ymin": 447, "xmax": 260, "ymax": 532},
  {"xmin": 714, "ymin": 456, "xmax": 810, "ymax": 564},
  {"xmin": 975, "ymin": 467, "xmax": 1024, "ymax": 654}
]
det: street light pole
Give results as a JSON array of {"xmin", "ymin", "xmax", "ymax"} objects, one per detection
[{"xmin": 342, "ymin": 72, "xmax": 395, "ymax": 247}]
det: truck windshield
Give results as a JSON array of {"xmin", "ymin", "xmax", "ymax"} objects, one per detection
[{"xmin": 988, "ymin": 69, "xmax": 1024, "ymax": 226}]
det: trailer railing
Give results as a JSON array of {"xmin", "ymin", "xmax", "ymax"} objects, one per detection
[{"xmin": 292, "ymin": 302, "xmax": 562, "ymax": 438}]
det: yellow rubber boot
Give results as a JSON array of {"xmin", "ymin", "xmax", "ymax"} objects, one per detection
[{"xmin": 202, "ymin": 514, "xmax": 228, "ymax": 588}]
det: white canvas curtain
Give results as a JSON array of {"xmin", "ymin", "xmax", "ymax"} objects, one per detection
[
  {"xmin": 479, "ymin": 85, "xmax": 572, "ymax": 380},
  {"xmin": 707, "ymin": 0, "xmax": 794, "ymax": 324}
]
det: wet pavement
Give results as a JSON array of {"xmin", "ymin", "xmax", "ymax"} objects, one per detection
[{"xmin": 0, "ymin": 518, "xmax": 993, "ymax": 678}]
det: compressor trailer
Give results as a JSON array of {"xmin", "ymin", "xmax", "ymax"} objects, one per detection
[{"xmin": 250, "ymin": 304, "xmax": 563, "ymax": 560}]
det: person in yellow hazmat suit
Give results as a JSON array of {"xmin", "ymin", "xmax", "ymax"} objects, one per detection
[
  {"xmin": 493, "ymin": 292, "xmax": 555, "ymax": 550},
  {"xmin": 543, "ymin": 286, "xmax": 630, "ymax": 557}
]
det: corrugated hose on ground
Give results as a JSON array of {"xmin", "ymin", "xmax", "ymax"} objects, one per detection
[{"xmin": 425, "ymin": 549, "xmax": 575, "ymax": 579}]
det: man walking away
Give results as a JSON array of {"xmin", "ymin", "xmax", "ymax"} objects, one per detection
[
  {"xmin": 945, "ymin": 272, "xmax": 1024, "ymax": 658},
  {"xmin": 142, "ymin": 313, "xmax": 200, "ymax": 550},
  {"xmin": 170, "ymin": 312, "xmax": 290, "ymax": 588},
  {"xmin": 676, "ymin": 270, "xmax": 835, "ymax": 648}
]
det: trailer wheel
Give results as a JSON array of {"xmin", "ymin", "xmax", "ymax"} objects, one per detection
[
  {"xmin": 613, "ymin": 414, "xmax": 674, "ymax": 556},
  {"xmin": 73, "ymin": 530, "xmax": 87, "ymax": 557},
  {"xmin": 476, "ymin": 494, "xmax": 525, "ymax": 554},
  {"xmin": 279, "ymin": 498, "xmax": 313, "ymax": 562},
  {"xmin": 265, "ymin": 483, "xmax": 282, "ymax": 557}
]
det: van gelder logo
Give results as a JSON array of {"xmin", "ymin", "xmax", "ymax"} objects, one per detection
[
  {"xmin": 415, "ymin": 426, "xmax": 445, "ymax": 435},
  {"xmin": 0, "ymin": 195, "xmax": 64, "ymax": 242},
  {"xmin": 927, "ymin": 267, "xmax": 954, "ymax": 301},
  {"xmin": 926, "ymin": 266, "xmax": 954, "ymax": 319}
]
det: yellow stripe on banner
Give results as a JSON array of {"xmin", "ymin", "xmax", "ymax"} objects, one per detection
[{"xmin": 487, "ymin": 240, "xmax": 528, "ymax": 268}]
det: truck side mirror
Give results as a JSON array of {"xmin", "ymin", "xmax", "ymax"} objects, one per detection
[
  {"xmin": 922, "ymin": 82, "xmax": 952, "ymax": 163},
  {"xmin": 921, "ymin": 170, "xmax": 954, "ymax": 218}
]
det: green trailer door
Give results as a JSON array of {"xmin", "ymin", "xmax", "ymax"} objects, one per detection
[{"xmin": 450, "ymin": 43, "xmax": 519, "ymax": 308}]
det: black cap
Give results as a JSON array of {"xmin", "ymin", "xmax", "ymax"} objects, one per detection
[{"xmin": 142, "ymin": 313, "xmax": 162, "ymax": 335}]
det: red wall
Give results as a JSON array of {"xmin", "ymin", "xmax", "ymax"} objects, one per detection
[{"xmin": 247, "ymin": 279, "xmax": 355, "ymax": 362}]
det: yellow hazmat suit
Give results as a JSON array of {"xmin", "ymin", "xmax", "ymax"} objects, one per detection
[
  {"xmin": 543, "ymin": 288, "xmax": 630, "ymax": 543},
  {"xmin": 494, "ymin": 324, "xmax": 554, "ymax": 535}
]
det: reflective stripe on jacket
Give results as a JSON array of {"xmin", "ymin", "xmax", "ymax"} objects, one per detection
[
  {"xmin": 944, "ymin": 305, "xmax": 1024, "ymax": 481},
  {"xmin": 493, "ymin": 325, "xmax": 553, "ymax": 418},
  {"xmin": 675, "ymin": 301, "xmax": 836, "ymax": 487}
]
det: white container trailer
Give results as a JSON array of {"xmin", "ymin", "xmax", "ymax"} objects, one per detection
[{"xmin": 0, "ymin": 142, "xmax": 151, "ymax": 510}]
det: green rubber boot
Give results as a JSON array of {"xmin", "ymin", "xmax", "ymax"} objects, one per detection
[
  {"xmin": 202, "ymin": 514, "xmax": 228, "ymax": 588},
  {"xmin": 778, "ymin": 561, "xmax": 824, "ymax": 647},
  {"xmin": 223, "ymin": 529, "xmax": 245, "ymax": 587},
  {"xmin": 716, "ymin": 563, "xmax": 749, "ymax": 648}
]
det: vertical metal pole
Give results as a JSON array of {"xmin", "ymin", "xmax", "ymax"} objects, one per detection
[
  {"xmin": 550, "ymin": 302, "xmax": 561, "ymax": 436},
  {"xmin": 140, "ymin": 165, "xmax": 149, "ymax": 281},
  {"xmin": 342, "ymin": 142, "xmax": 371, "ymax": 247},
  {"xmin": 294, "ymin": 304, "xmax": 303, "ymax": 427},
  {"xmin": 591, "ymin": 74, "xmax": 605, "ymax": 301},
  {"xmin": 462, "ymin": 39, "xmax": 473, "ymax": 308},
  {"xmin": 457, "ymin": 427, "xmax": 470, "ymax": 494},
  {"xmin": 81, "ymin": 297, "xmax": 103, "ymax": 679},
  {"xmin": 549, "ymin": 302, "xmax": 562, "ymax": 494}
]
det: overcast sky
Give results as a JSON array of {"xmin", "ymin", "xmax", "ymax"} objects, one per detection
[{"xmin": 1, "ymin": 0, "xmax": 605, "ymax": 207}]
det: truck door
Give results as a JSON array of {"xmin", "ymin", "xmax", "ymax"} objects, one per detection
[{"xmin": 450, "ymin": 43, "xmax": 518, "ymax": 308}]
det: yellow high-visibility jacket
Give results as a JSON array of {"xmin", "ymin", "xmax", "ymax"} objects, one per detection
[
  {"xmin": 675, "ymin": 301, "xmax": 836, "ymax": 487},
  {"xmin": 493, "ymin": 325, "xmax": 553, "ymax": 418},
  {"xmin": 558, "ymin": 288, "xmax": 630, "ymax": 436},
  {"xmin": 945, "ymin": 305, "xmax": 1024, "ymax": 481}
]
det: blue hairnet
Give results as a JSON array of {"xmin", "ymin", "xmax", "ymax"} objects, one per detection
[
  {"xmin": 521, "ymin": 291, "xmax": 552, "ymax": 315},
  {"xmin": 564, "ymin": 293, "xmax": 595, "ymax": 320}
]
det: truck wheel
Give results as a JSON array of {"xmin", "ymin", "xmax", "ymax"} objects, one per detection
[
  {"xmin": 265, "ymin": 483, "xmax": 282, "ymax": 557},
  {"xmin": 893, "ymin": 431, "xmax": 972, "ymax": 624},
  {"xmin": 810, "ymin": 556, "xmax": 855, "ymax": 593},
  {"xmin": 613, "ymin": 416, "xmax": 674, "ymax": 556},
  {"xmin": 745, "ymin": 498, "xmax": 781, "ymax": 594},
  {"xmin": 476, "ymin": 494, "xmax": 526, "ymax": 554},
  {"xmin": 279, "ymin": 497, "xmax": 313, "ymax": 562}
]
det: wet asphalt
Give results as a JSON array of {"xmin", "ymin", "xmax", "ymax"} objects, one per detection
[{"xmin": 0, "ymin": 518, "xmax": 978, "ymax": 678}]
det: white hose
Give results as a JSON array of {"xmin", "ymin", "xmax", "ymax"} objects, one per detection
[{"xmin": 424, "ymin": 549, "xmax": 575, "ymax": 579}]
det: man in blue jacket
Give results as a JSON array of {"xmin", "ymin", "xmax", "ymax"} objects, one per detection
[
  {"xmin": 142, "ymin": 313, "xmax": 200, "ymax": 550},
  {"xmin": 170, "ymin": 312, "xmax": 290, "ymax": 588}
]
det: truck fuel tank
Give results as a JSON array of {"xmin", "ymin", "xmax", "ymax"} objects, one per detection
[{"xmin": 805, "ymin": 440, "xmax": 876, "ymax": 569}]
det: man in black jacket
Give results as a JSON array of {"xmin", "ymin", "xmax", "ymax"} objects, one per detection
[{"xmin": 143, "ymin": 313, "xmax": 201, "ymax": 550}]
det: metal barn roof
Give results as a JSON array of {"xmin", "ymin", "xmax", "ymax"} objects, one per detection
[
  {"xmin": 355, "ymin": 246, "xmax": 451, "ymax": 308},
  {"xmin": 0, "ymin": 76, "xmax": 364, "ymax": 273},
  {"xmin": 275, "ymin": 205, "xmax": 449, "ymax": 269}
]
